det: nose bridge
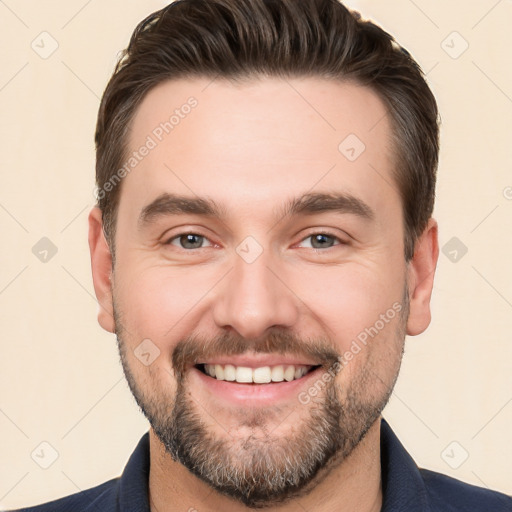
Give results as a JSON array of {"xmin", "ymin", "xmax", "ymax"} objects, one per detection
[{"xmin": 212, "ymin": 244, "xmax": 299, "ymax": 339}]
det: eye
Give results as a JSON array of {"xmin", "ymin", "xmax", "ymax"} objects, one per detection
[
  {"xmin": 167, "ymin": 233, "xmax": 213, "ymax": 250},
  {"xmin": 164, "ymin": 231, "xmax": 344, "ymax": 251},
  {"xmin": 298, "ymin": 232, "xmax": 343, "ymax": 250}
]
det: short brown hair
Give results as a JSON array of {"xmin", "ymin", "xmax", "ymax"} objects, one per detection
[{"xmin": 95, "ymin": 0, "xmax": 439, "ymax": 261}]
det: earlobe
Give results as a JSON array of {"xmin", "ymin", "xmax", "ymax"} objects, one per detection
[
  {"xmin": 88, "ymin": 207, "xmax": 115, "ymax": 333},
  {"xmin": 406, "ymin": 218, "xmax": 439, "ymax": 336}
]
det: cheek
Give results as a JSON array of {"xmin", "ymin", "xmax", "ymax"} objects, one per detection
[
  {"xmin": 113, "ymin": 269, "xmax": 186, "ymax": 395},
  {"xmin": 112, "ymin": 262, "xmax": 218, "ymax": 347},
  {"xmin": 291, "ymin": 263, "xmax": 405, "ymax": 352}
]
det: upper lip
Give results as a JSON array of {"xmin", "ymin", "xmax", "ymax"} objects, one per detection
[{"xmin": 194, "ymin": 354, "xmax": 321, "ymax": 368}]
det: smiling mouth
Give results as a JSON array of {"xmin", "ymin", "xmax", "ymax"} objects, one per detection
[{"xmin": 196, "ymin": 363, "xmax": 321, "ymax": 384}]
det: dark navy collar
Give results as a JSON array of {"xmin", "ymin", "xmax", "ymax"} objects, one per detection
[
  {"xmin": 118, "ymin": 431, "xmax": 151, "ymax": 511},
  {"xmin": 380, "ymin": 418, "xmax": 430, "ymax": 512}
]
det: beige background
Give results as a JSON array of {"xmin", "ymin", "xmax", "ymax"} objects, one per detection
[{"xmin": 1, "ymin": 0, "xmax": 511, "ymax": 508}]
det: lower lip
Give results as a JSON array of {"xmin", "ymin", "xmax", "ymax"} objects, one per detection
[{"xmin": 190, "ymin": 366, "xmax": 323, "ymax": 405}]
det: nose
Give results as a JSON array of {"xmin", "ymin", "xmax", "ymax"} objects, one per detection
[{"xmin": 211, "ymin": 249, "xmax": 300, "ymax": 340}]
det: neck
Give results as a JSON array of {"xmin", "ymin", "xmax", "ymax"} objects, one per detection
[{"xmin": 148, "ymin": 418, "xmax": 383, "ymax": 512}]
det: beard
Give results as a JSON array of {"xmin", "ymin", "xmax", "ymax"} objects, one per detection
[{"xmin": 114, "ymin": 294, "xmax": 408, "ymax": 509}]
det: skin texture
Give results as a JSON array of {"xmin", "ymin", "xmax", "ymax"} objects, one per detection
[{"xmin": 89, "ymin": 77, "xmax": 439, "ymax": 511}]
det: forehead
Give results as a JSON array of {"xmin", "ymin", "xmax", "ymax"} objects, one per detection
[{"xmin": 121, "ymin": 76, "xmax": 398, "ymax": 221}]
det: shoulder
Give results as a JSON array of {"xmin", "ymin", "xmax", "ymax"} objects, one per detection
[
  {"xmin": 8, "ymin": 477, "xmax": 119, "ymax": 512},
  {"xmin": 420, "ymin": 468, "xmax": 512, "ymax": 512}
]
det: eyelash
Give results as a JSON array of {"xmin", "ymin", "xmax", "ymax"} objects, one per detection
[{"xmin": 164, "ymin": 231, "xmax": 346, "ymax": 251}]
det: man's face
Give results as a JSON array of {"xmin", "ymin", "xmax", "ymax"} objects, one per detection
[{"xmin": 97, "ymin": 77, "xmax": 422, "ymax": 507}]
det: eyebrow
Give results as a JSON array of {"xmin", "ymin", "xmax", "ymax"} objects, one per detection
[{"xmin": 138, "ymin": 191, "xmax": 374, "ymax": 228}]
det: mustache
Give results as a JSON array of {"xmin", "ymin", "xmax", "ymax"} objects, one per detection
[{"xmin": 172, "ymin": 328, "xmax": 340, "ymax": 381}]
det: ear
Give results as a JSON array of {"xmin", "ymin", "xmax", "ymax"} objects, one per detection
[
  {"xmin": 88, "ymin": 207, "xmax": 115, "ymax": 333},
  {"xmin": 406, "ymin": 218, "xmax": 439, "ymax": 336}
]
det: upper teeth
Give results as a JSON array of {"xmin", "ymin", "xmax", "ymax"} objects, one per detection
[{"xmin": 203, "ymin": 364, "xmax": 310, "ymax": 383}]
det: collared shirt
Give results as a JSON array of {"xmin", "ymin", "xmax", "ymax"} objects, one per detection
[{"xmin": 12, "ymin": 419, "xmax": 512, "ymax": 511}]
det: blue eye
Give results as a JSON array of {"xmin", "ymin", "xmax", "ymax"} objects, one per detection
[
  {"xmin": 165, "ymin": 232, "xmax": 343, "ymax": 251},
  {"xmin": 168, "ymin": 233, "xmax": 213, "ymax": 250},
  {"xmin": 299, "ymin": 233, "xmax": 341, "ymax": 249}
]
